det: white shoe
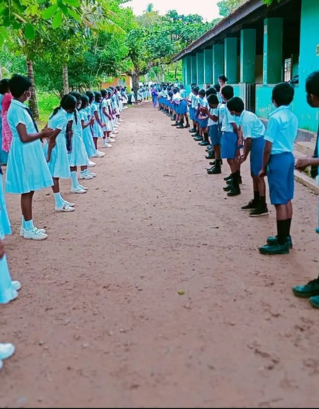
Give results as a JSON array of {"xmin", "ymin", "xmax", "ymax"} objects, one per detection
[
  {"xmin": 106, "ymin": 138, "xmax": 115, "ymax": 143},
  {"xmin": 79, "ymin": 171, "xmax": 93, "ymax": 180},
  {"xmin": 0, "ymin": 343, "xmax": 15, "ymax": 361},
  {"xmin": 96, "ymin": 150, "xmax": 105, "ymax": 158},
  {"xmin": 12, "ymin": 281, "xmax": 21, "ymax": 291},
  {"xmin": 55, "ymin": 204, "xmax": 75, "ymax": 212},
  {"xmin": 88, "ymin": 160, "xmax": 96, "ymax": 167},
  {"xmin": 24, "ymin": 227, "xmax": 48, "ymax": 241},
  {"xmin": 88, "ymin": 171, "xmax": 96, "ymax": 177},
  {"xmin": 20, "ymin": 226, "xmax": 46, "ymax": 237},
  {"xmin": 71, "ymin": 187, "xmax": 87, "ymax": 194},
  {"xmin": 77, "ymin": 184, "xmax": 88, "ymax": 191},
  {"xmin": 62, "ymin": 199, "xmax": 75, "ymax": 207},
  {"xmin": 113, "ymin": 130, "xmax": 119, "ymax": 134},
  {"xmin": 105, "ymin": 143, "xmax": 112, "ymax": 148}
]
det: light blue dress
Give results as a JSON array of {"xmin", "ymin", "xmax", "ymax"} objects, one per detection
[
  {"xmin": 79, "ymin": 109, "xmax": 97, "ymax": 158},
  {"xmin": 0, "ymin": 183, "xmax": 17, "ymax": 304},
  {"xmin": 91, "ymin": 102, "xmax": 103, "ymax": 138},
  {"xmin": 100, "ymin": 99, "xmax": 112, "ymax": 132},
  {"xmin": 43, "ymin": 108, "xmax": 70, "ymax": 179},
  {"xmin": 68, "ymin": 110, "xmax": 89, "ymax": 167},
  {"xmin": 0, "ymin": 95, "xmax": 8, "ymax": 165},
  {"xmin": 5, "ymin": 99, "xmax": 53, "ymax": 194}
]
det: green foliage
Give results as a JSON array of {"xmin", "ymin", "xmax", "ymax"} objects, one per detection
[
  {"xmin": 37, "ymin": 91, "xmax": 60, "ymax": 122},
  {"xmin": 217, "ymin": 0, "xmax": 246, "ymax": 17}
]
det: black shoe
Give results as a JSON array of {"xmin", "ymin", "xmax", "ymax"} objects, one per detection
[
  {"xmin": 226, "ymin": 179, "xmax": 233, "ymax": 185},
  {"xmin": 207, "ymin": 166, "xmax": 221, "ymax": 175},
  {"xmin": 199, "ymin": 141, "xmax": 210, "ymax": 146},
  {"xmin": 209, "ymin": 159, "xmax": 222, "ymax": 166},
  {"xmin": 223, "ymin": 184, "xmax": 232, "ymax": 192},
  {"xmin": 224, "ymin": 174, "xmax": 232, "ymax": 181},
  {"xmin": 192, "ymin": 133, "xmax": 199, "ymax": 137},
  {"xmin": 194, "ymin": 136, "xmax": 203, "ymax": 141},
  {"xmin": 177, "ymin": 125, "xmax": 184, "ymax": 129},
  {"xmin": 227, "ymin": 186, "xmax": 241, "ymax": 196},
  {"xmin": 205, "ymin": 152, "xmax": 214, "ymax": 159},
  {"xmin": 250, "ymin": 205, "xmax": 269, "ymax": 217},
  {"xmin": 185, "ymin": 124, "xmax": 190, "ymax": 128},
  {"xmin": 241, "ymin": 200, "xmax": 258, "ymax": 211},
  {"xmin": 189, "ymin": 128, "xmax": 196, "ymax": 133},
  {"xmin": 171, "ymin": 117, "xmax": 176, "ymax": 121},
  {"xmin": 171, "ymin": 123, "xmax": 179, "ymax": 126}
]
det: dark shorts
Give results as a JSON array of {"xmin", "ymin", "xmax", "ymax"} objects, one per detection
[
  {"xmin": 250, "ymin": 137, "xmax": 265, "ymax": 176},
  {"xmin": 267, "ymin": 152, "xmax": 294, "ymax": 205},
  {"xmin": 209, "ymin": 125, "xmax": 220, "ymax": 146},
  {"xmin": 199, "ymin": 118, "xmax": 209, "ymax": 128},
  {"xmin": 221, "ymin": 131, "xmax": 237, "ymax": 159}
]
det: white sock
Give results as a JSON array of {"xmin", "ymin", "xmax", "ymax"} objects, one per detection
[
  {"xmin": 71, "ymin": 171, "xmax": 79, "ymax": 190},
  {"xmin": 54, "ymin": 192, "xmax": 63, "ymax": 208},
  {"xmin": 25, "ymin": 219, "xmax": 34, "ymax": 231}
]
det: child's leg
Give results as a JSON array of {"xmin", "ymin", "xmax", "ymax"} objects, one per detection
[
  {"xmin": 21, "ymin": 192, "xmax": 34, "ymax": 226},
  {"xmin": 227, "ymin": 159, "xmax": 237, "ymax": 174},
  {"xmin": 275, "ymin": 203, "xmax": 290, "ymax": 244},
  {"xmin": 257, "ymin": 175, "xmax": 266, "ymax": 206},
  {"xmin": 93, "ymin": 137, "xmax": 98, "ymax": 149}
]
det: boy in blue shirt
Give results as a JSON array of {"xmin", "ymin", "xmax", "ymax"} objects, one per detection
[
  {"xmin": 258, "ymin": 83, "xmax": 298, "ymax": 255},
  {"xmin": 227, "ymin": 97, "xmax": 268, "ymax": 216},
  {"xmin": 293, "ymin": 70, "xmax": 319, "ymax": 308}
]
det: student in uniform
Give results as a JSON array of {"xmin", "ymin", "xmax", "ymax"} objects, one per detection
[
  {"xmin": 218, "ymin": 75, "xmax": 228, "ymax": 92},
  {"xmin": 201, "ymin": 94, "xmax": 221, "ymax": 174},
  {"xmin": 227, "ymin": 96, "xmax": 268, "ymax": 216},
  {"xmin": 100, "ymin": 89, "xmax": 114, "ymax": 147},
  {"xmin": 79, "ymin": 94, "xmax": 97, "ymax": 166},
  {"xmin": 258, "ymin": 82, "xmax": 298, "ymax": 255},
  {"xmin": 190, "ymin": 86, "xmax": 200, "ymax": 137},
  {"xmin": 44, "ymin": 94, "xmax": 77, "ymax": 212},
  {"xmin": 85, "ymin": 91, "xmax": 105, "ymax": 159},
  {"xmin": 187, "ymin": 84, "xmax": 197, "ymax": 133},
  {"xmin": 291, "ymin": 71, "xmax": 319, "ymax": 307},
  {"xmin": 6, "ymin": 74, "xmax": 54, "ymax": 241},
  {"xmin": 194, "ymin": 89, "xmax": 209, "ymax": 145},
  {"xmin": 68, "ymin": 91, "xmax": 94, "ymax": 194},
  {"xmin": 0, "ymin": 80, "xmax": 9, "ymax": 165},
  {"xmin": 218, "ymin": 85, "xmax": 241, "ymax": 197},
  {"xmin": 91, "ymin": 91, "xmax": 108, "ymax": 149}
]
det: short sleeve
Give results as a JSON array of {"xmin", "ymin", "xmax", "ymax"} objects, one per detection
[
  {"xmin": 12, "ymin": 106, "xmax": 27, "ymax": 128},
  {"xmin": 226, "ymin": 109, "xmax": 235, "ymax": 124},
  {"xmin": 242, "ymin": 122, "xmax": 253, "ymax": 139},
  {"xmin": 264, "ymin": 116, "xmax": 277, "ymax": 143},
  {"xmin": 92, "ymin": 104, "xmax": 98, "ymax": 113},
  {"xmin": 55, "ymin": 114, "xmax": 67, "ymax": 130}
]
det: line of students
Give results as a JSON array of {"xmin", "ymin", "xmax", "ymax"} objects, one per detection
[
  {"xmin": 159, "ymin": 71, "xmax": 319, "ymax": 310},
  {"xmin": 0, "ymin": 74, "xmax": 131, "ymax": 369}
]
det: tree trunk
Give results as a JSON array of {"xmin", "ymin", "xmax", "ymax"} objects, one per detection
[
  {"xmin": 131, "ymin": 73, "xmax": 140, "ymax": 99},
  {"xmin": 26, "ymin": 60, "xmax": 39, "ymax": 119},
  {"xmin": 62, "ymin": 64, "xmax": 69, "ymax": 95}
]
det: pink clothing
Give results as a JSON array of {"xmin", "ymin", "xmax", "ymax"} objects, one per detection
[{"xmin": 1, "ymin": 93, "xmax": 13, "ymax": 153}]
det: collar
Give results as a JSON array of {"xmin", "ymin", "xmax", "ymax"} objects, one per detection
[
  {"xmin": 239, "ymin": 109, "xmax": 247, "ymax": 123},
  {"xmin": 269, "ymin": 105, "xmax": 291, "ymax": 118},
  {"xmin": 12, "ymin": 99, "xmax": 27, "ymax": 108}
]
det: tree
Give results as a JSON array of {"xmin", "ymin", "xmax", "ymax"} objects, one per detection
[{"xmin": 217, "ymin": 0, "xmax": 246, "ymax": 17}]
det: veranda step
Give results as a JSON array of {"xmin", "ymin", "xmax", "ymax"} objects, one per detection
[
  {"xmin": 295, "ymin": 140, "xmax": 315, "ymax": 156},
  {"xmin": 294, "ymin": 148, "xmax": 319, "ymax": 194}
]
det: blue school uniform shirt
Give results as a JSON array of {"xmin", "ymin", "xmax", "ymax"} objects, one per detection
[
  {"xmin": 7, "ymin": 99, "xmax": 37, "ymax": 138},
  {"xmin": 264, "ymin": 106, "xmax": 298, "ymax": 154},
  {"xmin": 219, "ymin": 104, "xmax": 235, "ymax": 133},
  {"xmin": 238, "ymin": 110, "xmax": 265, "ymax": 140}
]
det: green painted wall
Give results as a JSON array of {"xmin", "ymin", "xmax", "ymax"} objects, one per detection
[
  {"xmin": 186, "ymin": 56, "xmax": 192, "ymax": 84},
  {"xmin": 213, "ymin": 44, "xmax": 224, "ymax": 84},
  {"xmin": 204, "ymin": 49, "xmax": 213, "ymax": 84},
  {"xmin": 240, "ymin": 29, "xmax": 256, "ymax": 84},
  {"xmin": 196, "ymin": 52, "xmax": 205, "ymax": 85},
  {"xmin": 256, "ymin": 0, "xmax": 319, "ymax": 133},
  {"xmin": 191, "ymin": 55, "xmax": 197, "ymax": 84},
  {"xmin": 224, "ymin": 38, "xmax": 238, "ymax": 84},
  {"xmin": 263, "ymin": 18, "xmax": 283, "ymax": 84}
]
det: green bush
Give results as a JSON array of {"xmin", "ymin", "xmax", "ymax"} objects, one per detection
[{"xmin": 37, "ymin": 91, "xmax": 60, "ymax": 124}]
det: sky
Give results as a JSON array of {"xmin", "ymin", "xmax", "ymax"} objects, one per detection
[{"xmin": 125, "ymin": 0, "xmax": 221, "ymax": 21}]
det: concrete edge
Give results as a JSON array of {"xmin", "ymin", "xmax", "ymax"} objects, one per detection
[{"xmin": 294, "ymin": 170, "xmax": 319, "ymax": 195}]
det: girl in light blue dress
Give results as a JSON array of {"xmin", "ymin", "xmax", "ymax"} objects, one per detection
[
  {"xmin": 85, "ymin": 91, "xmax": 105, "ymax": 159},
  {"xmin": 44, "ymin": 94, "xmax": 77, "ymax": 212},
  {"xmin": 79, "ymin": 94, "xmax": 97, "ymax": 163},
  {"xmin": 0, "ymin": 193, "xmax": 21, "ymax": 304},
  {"xmin": 92, "ymin": 92, "xmax": 105, "ymax": 150},
  {"xmin": 6, "ymin": 74, "xmax": 54, "ymax": 241},
  {"xmin": 100, "ymin": 89, "xmax": 114, "ymax": 148},
  {"xmin": 68, "ymin": 91, "xmax": 95, "ymax": 193}
]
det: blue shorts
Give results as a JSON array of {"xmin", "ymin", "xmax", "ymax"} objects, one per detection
[
  {"xmin": 199, "ymin": 118, "xmax": 208, "ymax": 128},
  {"xmin": 221, "ymin": 131, "xmax": 237, "ymax": 159},
  {"xmin": 209, "ymin": 125, "xmax": 220, "ymax": 146},
  {"xmin": 250, "ymin": 137, "xmax": 265, "ymax": 176},
  {"xmin": 267, "ymin": 152, "xmax": 294, "ymax": 205},
  {"xmin": 189, "ymin": 107, "xmax": 195, "ymax": 121}
]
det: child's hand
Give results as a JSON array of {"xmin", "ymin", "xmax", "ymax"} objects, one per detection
[
  {"xmin": 259, "ymin": 168, "xmax": 266, "ymax": 178},
  {"xmin": 295, "ymin": 157, "xmax": 311, "ymax": 171},
  {"xmin": 40, "ymin": 128, "xmax": 54, "ymax": 139},
  {"xmin": 0, "ymin": 238, "xmax": 5, "ymax": 259},
  {"xmin": 239, "ymin": 155, "xmax": 246, "ymax": 164}
]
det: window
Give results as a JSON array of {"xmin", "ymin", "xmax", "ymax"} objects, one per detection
[{"xmin": 284, "ymin": 58, "xmax": 291, "ymax": 82}]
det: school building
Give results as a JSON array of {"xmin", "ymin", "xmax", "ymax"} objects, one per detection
[{"xmin": 174, "ymin": 0, "xmax": 319, "ymax": 139}]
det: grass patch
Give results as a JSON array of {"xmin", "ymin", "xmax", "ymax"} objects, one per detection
[{"xmin": 37, "ymin": 91, "xmax": 59, "ymax": 127}]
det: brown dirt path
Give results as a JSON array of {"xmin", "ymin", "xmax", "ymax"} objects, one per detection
[{"xmin": 0, "ymin": 102, "xmax": 319, "ymax": 408}]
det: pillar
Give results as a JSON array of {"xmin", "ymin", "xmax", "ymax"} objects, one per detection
[
  {"xmin": 191, "ymin": 55, "xmax": 197, "ymax": 84},
  {"xmin": 263, "ymin": 18, "xmax": 283, "ymax": 84},
  {"xmin": 240, "ymin": 29, "xmax": 256, "ymax": 83},
  {"xmin": 204, "ymin": 48, "xmax": 213, "ymax": 85},
  {"xmin": 196, "ymin": 51, "xmax": 204, "ymax": 86},
  {"xmin": 224, "ymin": 37, "xmax": 238, "ymax": 84},
  {"xmin": 213, "ymin": 43, "xmax": 224, "ymax": 84},
  {"xmin": 186, "ymin": 56, "xmax": 192, "ymax": 85},
  {"xmin": 182, "ymin": 58, "xmax": 186, "ymax": 85}
]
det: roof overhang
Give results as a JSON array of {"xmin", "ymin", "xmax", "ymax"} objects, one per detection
[{"xmin": 172, "ymin": 0, "xmax": 265, "ymax": 62}]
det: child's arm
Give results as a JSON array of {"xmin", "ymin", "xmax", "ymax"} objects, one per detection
[
  {"xmin": 259, "ymin": 141, "xmax": 272, "ymax": 177},
  {"xmin": 81, "ymin": 118, "xmax": 93, "ymax": 129},
  {"xmin": 0, "ymin": 238, "xmax": 5, "ymax": 259},
  {"xmin": 102, "ymin": 106, "xmax": 111, "ymax": 120},
  {"xmin": 46, "ymin": 129, "xmax": 60, "ymax": 162},
  {"xmin": 240, "ymin": 137, "xmax": 252, "ymax": 163},
  {"xmin": 296, "ymin": 156, "xmax": 319, "ymax": 170},
  {"xmin": 94, "ymin": 110, "xmax": 105, "ymax": 127}
]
